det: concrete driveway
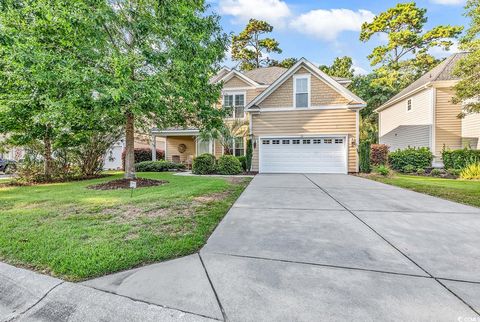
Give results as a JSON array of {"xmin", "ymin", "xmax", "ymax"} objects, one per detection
[{"xmin": 3, "ymin": 174, "xmax": 480, "ymax": 321}]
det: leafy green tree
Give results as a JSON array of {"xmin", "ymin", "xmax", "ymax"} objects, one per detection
[
  {"xmin": 199, "ymin": 119, "xmax": 248, "ymax": 154},
  {"xmin": 360, "ymin": 2, "xmax": 463, "ymax": 89},
  {"xmin": 319, "ymin": 56, "xmax": 355, "ymax": 78},
  {"xmin": 232, "ymin": 19, "xmax": 282, "ymax": 71},
  {"xmin": 0, "ymin": 0, "xmax": 228, "ymax": 180},
  {"xmin": 453, "ymin": 0, "xmax": 480, "ymax": 114},
  {"xmin": 268, "ymin": 57, "xmax": 298, "ymax": 69}
]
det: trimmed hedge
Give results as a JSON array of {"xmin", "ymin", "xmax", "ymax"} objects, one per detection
[
  {"xmin": 370, "ymin": 144, "xmax": 389, "ymax": 166},
  {"xmin": 442, "ymin": 148, "xmax": 480, "ymax": 169},
  {"xmin": 358, "ymin": 140, "xmax": 371, "ymax": 173},
  {"xmin": 122, "ymin": 148, "xmax": 164, "ymax": 170},
  {"xmin": 135, "ymin": 161, "xmax": 185, "ymax": 172},
  {"xmin": 192, "ymin": 153, "xmax": 216, "ymax": 175},
  {"xmin": 217, "ymin": 155, "xmax": 242, "ymax": 175},
  {"xmin": 237, "ymin": 156, "xmax": 247, "ymax": 172},
  {"xmin": 389, "ymin": 147, "xmax": 433, "ymax": 172}
]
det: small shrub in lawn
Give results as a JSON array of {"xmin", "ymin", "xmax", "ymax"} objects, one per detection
[
  {"xmin": 416, "ymin": 168, "xmax": 426, "ymax": 175},
  {"xmin": 122, "ymin": 148, "xmax": 164, "ymax": 169},
  {"xmin": 460, "ymin": 163, "xmax": 480, "ymax": 180},
  {"xmin": 236, "ymin": 156, "xmax": 247, "ymax": 172},
  {"xmin": 370, "ymin": 144, "xmax": 389, "ymax": 166},
  {"xmin": 447, "ymin": 168, "xmax": 462, "ymax": 177},
  {"xmin": 389, "ymin": 147, "xmax": 433, "ymax": 171},
  {"xmin": 430, "ymin": 168, "xmax": 442, "ymax": 177},
  {"xmin": 358, "ymin": 140, "xmax": 371, "ymax": 173},
  {"xmin": 442, "ymin": 148, "xmax": 480, "ymax": 169},
  {"xmin": 402, "ymin": 164, "xmax": 416, "ymax": 173},
  {"xmin": 217, "ymin": 155, "xmax": 242, "ymax": 175},
  {"xmin": 375, "ymin": 165, "xmax": 390, "ymax": 176},
  {"xmin": 192, "ymin": 153, "xmax": 216, "ymax": 175},
  {"xmin": 135, "ymin": 161, "xmax": 185, "ymax": 172}
]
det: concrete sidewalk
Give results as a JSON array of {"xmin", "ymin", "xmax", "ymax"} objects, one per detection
[{"xmin": 2, "ymin": 174, "xmax": 480, "ymax": 321}]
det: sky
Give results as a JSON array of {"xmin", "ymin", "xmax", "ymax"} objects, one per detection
[{"xmin": 207, "ymin": 0, "xmax": 469, "ymax": 74}]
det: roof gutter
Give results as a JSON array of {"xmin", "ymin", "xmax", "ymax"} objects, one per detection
[{"xmin": 375, "ymin": 82, "xmax": 432, "ymax": 113}]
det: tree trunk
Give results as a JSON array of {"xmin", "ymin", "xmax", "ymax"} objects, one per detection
[
  {"xmin": 124, "ymin": 111, "xmax": 136, "ymax": 179},
  {"xmin": 43, "ymin": 136, "xmax": 53, "ymax": 178}
]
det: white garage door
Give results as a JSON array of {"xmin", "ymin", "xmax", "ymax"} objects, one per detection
[{"xmin": 259, "ymin": 136, "xmax": 347, "ymax": 173}]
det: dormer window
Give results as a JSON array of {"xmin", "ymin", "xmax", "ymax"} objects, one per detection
[
  {"xmin": 294, "ymin": 75, "xmax": 310, "ymax": 108},
  {"xmin": 407, "ymin": 99, "xmax": 412, "ymax": 111}
]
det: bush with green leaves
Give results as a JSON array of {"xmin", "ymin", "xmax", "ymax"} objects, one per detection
[
  {"xmin": 375, "ymin": 164, "xmax": 390, "ymax": 176},
  {"xmin": 460, "ymin": 163, "xmax": 480, "ymax": 180},
  {"xmin": 237, "ymin": 156, "xmax": 247, "ymax": 172},
  {"xmin": 442, "ymin": 148, "xmax": 480, "ymax": 169},
  {"xmin": 388, "ymin": 147, "xmax": 433, "ymax": 172},
  {"xmin": 358, "ymin": 140, "xmax": 371, "ymax": 173},
  {"xmin": 402, "ymin": 164, "xmax": 416, "ymax": 173},
  {"xmin": 430, "ymin": 168, "xmax": 442, "ymax": 177},
  {"xmin": 245, "ymin": 139, "xmax": 253, "ymax": 172},
  {"xmin": 135, "ymin": 161, "xmax": 185, "ymax": 172},
  {"xmin": 416, "ymin": 168, "xmax": 426, "ymax": 175},
  {"xmin": 122, "ymin": 148, "xmax": 164, "ymax": 170},
  {"xmin": 192, "ymin": 153, "xmax": 216, "ymax": 175},
  {"xmin": 217, "ymin": 155, "xmax": 242, "ymax": 175}
]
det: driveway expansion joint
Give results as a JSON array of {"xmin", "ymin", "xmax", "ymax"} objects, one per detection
[
  {"xmin": 303, "ymin": 174, "xmax": 480, "ymax": 317},
  {"xmin": 198, "ymin": 253, "xmax": 228, "ymax": 322},
  {"xmin": 206, "ymin": 251, "xmax": 431, "ymax": 279},
  {"xmin": 84, "ymin": 282, "xmax": 223, "ymax": 321},
  {"xmin": 6, "ymin": 281, "xmax": 64, "ymax": 322}
]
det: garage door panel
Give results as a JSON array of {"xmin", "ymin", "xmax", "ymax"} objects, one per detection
[{"xmin": 260, "ymin": 137, "xmax": 347, "ymax": 174}]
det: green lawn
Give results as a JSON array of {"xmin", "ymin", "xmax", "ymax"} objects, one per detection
[
  {"xmin": 367, "ymin": 174, "xmax": 480, "ymax": 208},
  {"xmin": 0, "ymin": 173, "xmax": 250, "ymax": 281}
]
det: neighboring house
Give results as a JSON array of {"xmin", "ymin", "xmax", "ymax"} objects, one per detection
[
  {"xmin": 152, "ymin": 58, "xmax": 366, "ymax": 173},
  {"xmin": 377, "ymin": 53, "xmax": 480, "ymax": 166}
]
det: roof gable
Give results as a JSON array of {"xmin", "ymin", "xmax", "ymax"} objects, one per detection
[
  {"xmin": 215, "ymin": 69, "xmax": 261, "ymax": 88},
  {"xmin": 246, "ymin": 58, "xmax": 366, "ymax": 110}
]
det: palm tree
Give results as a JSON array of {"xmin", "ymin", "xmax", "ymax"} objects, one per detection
[{"xmin": 199, "ymin": 118, "xmax": 249, "ymax": 154}]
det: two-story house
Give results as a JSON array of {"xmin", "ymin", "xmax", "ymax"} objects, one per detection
[
  {"xmin": 376, "ymin": 53, "xmax": 480, "ymax": 166},
  {"xmin": 152, "ymin": 58, "xmax": 366, "ymax": 173}
]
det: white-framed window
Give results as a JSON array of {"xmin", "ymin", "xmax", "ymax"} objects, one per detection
[
  {"xmin": 292, "ymin": 139, "xmax": 300, "ymax": 144},
  {"xmin": 334, "ymin": 138, "xmax": 344, "ymax": 144},
  {"xmin": 302, "ymin": 139, "xmax": 311, "ymax": 144},
  {"xmin": 313, "ymin": 139, "xmax": 322, "ymax": 144},
  {"xmin": 293, "ymin": 75, "xmax": 310, "ymax": 108},
  {"xmin": 324, "ymin": 139, "xmax": 333, "ymax": 144},
  {"xmin": 262, "ymin": 140, "xmax": 270, "ymax": 145},
  {"xmin": 282, "ymin": 139, "xmax": 290, "ymax": 144},
  {"xmin": 234, "ymin": 137, "xmax": 244, "ymax": 156},
  {"xmin": 223, "ymin": 93, "xmax": 245, "ymax": 118},
  {"xmin": 272, "ymin": 139, "xmax": 280, "ymax": 145},
  {"xmin": 407, "ymin": 99, "xmax": 412, "ymax": 112}
]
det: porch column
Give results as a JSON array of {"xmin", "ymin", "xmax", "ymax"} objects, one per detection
[{"xmin": 151, "ymin": 133, "xmax": 157, "ymax": 161}]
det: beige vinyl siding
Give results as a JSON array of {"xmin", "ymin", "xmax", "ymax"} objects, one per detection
[
  {"xmin": 251, "ymin": 109, "xmax": 357, "ymax": 172},
  {"xmin": 259, "ymin": 67, "xmax": 348, "ymax": 108},
  {"xmin": 435, "ymin": 87, "xmax": 463, "ymax": 156},
  {"xmin": 379, "ymin": 88, "xmax": 432, "ymax": 137},
  {"xmin": 166, "ymin": 136, "xmax": 196, "ymax": 162},
  {"xmin": 462, "ymin": 112, "xmax": 480, "ymax": 149},
  {"xmin": 223, "ymin": 75, "xmax": 251, "ymax": 88}
]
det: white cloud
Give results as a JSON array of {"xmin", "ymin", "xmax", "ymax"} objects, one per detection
[
  {"xmin": 430, "ymin": 0, "xmax": 465, "ymax": 5},
  {"xmin": 429, "ymin": 39, "xmax": 460, "ymax": 58},
  {"xmin": 218, "ymin": 0, "xmax": 291, "ymax": 26},
  {"xmin": 290, "ymin": 9, "xmax": 375, "ymax": 41},
  {"xmin": 353, "ymin": 65, "xmax": 368, "ymax": 76}
]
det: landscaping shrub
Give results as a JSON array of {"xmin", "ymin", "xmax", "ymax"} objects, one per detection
[
  {"xmin": 460, "ymin": 163, "xmax": 480, "ymax": 180},
  {"xmin": 442, "ymin": 148, "xmax": 480, "ymax": 169},
  {"xmin": 388, "ymin": 147, "xmax": 433, "ymax": 172},
  {"xmin": 192, "ymin": 153, "xmax": 216, "ymax": 175},
  {"xmin": 135, "ymin": 161, "xmax": 185, "ymax": 172},
  {"xmin": 375, "ymin": 164, "xmax": 390, "ymax": 176},
  {"xmin": 402, "ymin": 164, "xmax": 416, "ymax": 173},
  {"xmin": 217, "ymin": 155, "xmax": 242, "ymax": 175},
  {"xmin": 236, "ymin": 156, "xmax": 247, "ymax": 172},
  {"xmin": 370, "ymin": 144, "xmax": 389, "ymax": 166},
  {"xmin": 430, "ymin": 168, "xmax": 442, "ymax": 177},
  {"xmin": 416, "ymin": 168, "xmax": 426, "ymax": 175},
  {"xmin": 245, "ymin": 139, "xmax": 253, "ymax": 172},
  {"xmin": 358, "ymin": 140, "xmax": 371, "ymax": 173},
  {"xmin": 447, "ymin": 168, "xmax": 462, "ymax": 177},
  {"xmin": 122, "ymin": 148, "xmax": 164, "ymax": 170}
]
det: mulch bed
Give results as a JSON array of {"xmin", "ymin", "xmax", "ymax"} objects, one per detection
[{"xmin": 87, "ymin": 178, "xmax": 168, "ymax": 190}]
